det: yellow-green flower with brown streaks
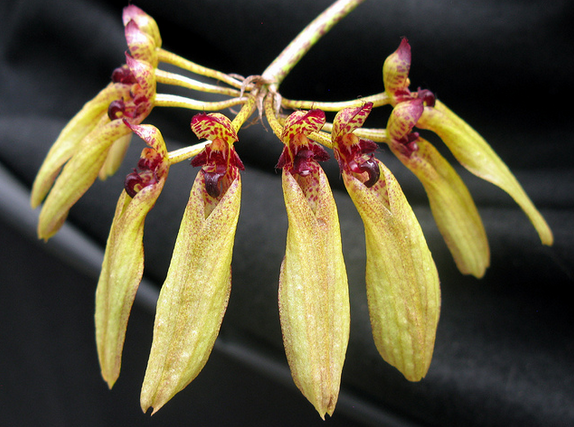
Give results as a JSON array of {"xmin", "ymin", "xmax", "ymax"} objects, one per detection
[
  {"xmin": 386, "ymin": 98, "xmax": 490, "ymax": 278},
  {"xmin": 140, "ymin": 113, "xmax": 244, "ymax": 414},
  {"xmin": 332, "ymin": 103, "xmax": 440, "ymax": 381},
  {"xmin": 383, "ymin": 38, "xmax": 553, "ymax": 253},
  {"xmin": 276, "ymin": 109, "xmax": 350, "ymax": 418},
  {"xmin": 28, "ymin": 2, "xmax": 557, "ymax": 420},
  {"xmin": 95, "ymin": 122, "xmax": 170, "ymax": 389},
  {"xmin": 32, "ymin": 5, "xmax": 160, "ymax": 240}
]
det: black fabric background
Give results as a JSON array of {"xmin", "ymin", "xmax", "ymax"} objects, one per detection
[{"xmin": 1, "ymin": 0, "xmax": 573, "ymax": 426}]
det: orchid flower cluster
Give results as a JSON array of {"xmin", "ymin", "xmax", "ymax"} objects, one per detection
[{"xmin": 31, "ymin": 1, "xmax": 553, "ymax": 419}]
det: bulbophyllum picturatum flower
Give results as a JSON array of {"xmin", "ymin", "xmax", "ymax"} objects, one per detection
[
  {"xmin": 332, "ymin": 104, "xmax": 440, "ymax": 382},
  {"xmin": 386, "ymin": 99, "xmax": 490, "ymax": 278},
  {"xmin": 140, "ymin": 113, "xmax": 243, "ymax": 414},
  {"xmin": 383, "ymin": 38, "xmax": 553, "ymax": 247},
  {"xmin": 32, "ymin": 5, "xmax": 160, "ymax": 240},
  {"xmin": 276, "ymin": 109, "xmax": 350, "ymax": 418},
  {"xmin": 95, "ymin": 122, "xmax": 169, "ymax": 388}
]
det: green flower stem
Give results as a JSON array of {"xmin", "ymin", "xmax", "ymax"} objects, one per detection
[
  {"xmin": 309, "ymin": 130, "xmax": 333, "ymax": 148},
  {"xmin": 167, "ymin": 143, "xmax": 211, "ymax": 165},
  {"xmin": 157, "ymin": 48, "xmax": 244, "ymax": 89},
  {"xmin": 261, "ymin": 0, "xmax": 366, "ymax": 87},
  {"xmin": 231, "ymin": 95, "xmax": 257, "ymax": 132},
  {"xmin": 154, "ymin": 93, "xmax": 248, "ymax": 111},
  {"xmin": 318, "ymin": 122, "xmax": 389, "ymax": 147},
  {"xmin": 167, "ymin": 96, "xmax": 257, "ymax": 166},
  {"xmin": 281, "ymin": 91, "xmax": 391, "ymax": 111},
  {"xmin": 319, "ymin": 123, "xmax": 388, "ymax": 143},
  {"xmin": 155, "ymin": 69, "xmax": 241, "ymax": 97},
  {"xmin": 264, "ymin": 90, "xmax": 284, "ymax": 139},
  {"xmin": 308, "ymin": 125, "xmax": 387, "ymax": 148},
  {"xmin": 355, "ymin": 127, "xmax": 388, "ymax": 143}
]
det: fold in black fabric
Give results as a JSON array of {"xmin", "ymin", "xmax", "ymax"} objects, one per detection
[{"xmin": 1, "ymin": 1, "xmax": 573, "ymax": 426}]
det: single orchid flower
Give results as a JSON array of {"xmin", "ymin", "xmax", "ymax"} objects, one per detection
[
  {"xmin": 276, "ymin": 109, "xmax": 350, "ymax": 418},
  {"xmin": 140, "ymin": 113, "xmax": 243, "ymax": 414},
  {"xmin": 34, "ymin": 52, "xmax": 156, "ymax": 240},
  {"xmin": 95, "ymin": 122, "xmax": 170, "ymax": 388},
  {"xmin": 32, "ymin": 8, "xmax": 161, "ymax": 208},
  {"xmin": 383, "ymin": 38, "xmax": 553, "ymax": 247},
  {"xmin": 98, "ymin": 11, "xmax": 160, "ymax": 181},
  {"xmin": 332, "ymin": 104, "xmax": 440, "ymax": 381},
  {"xmin": 87, "ymin": 53, "xmax": 157, "ymax": 181},
  {"xmin": 386, "ymin": 99, "xmax": 490, "ymax": 278}
]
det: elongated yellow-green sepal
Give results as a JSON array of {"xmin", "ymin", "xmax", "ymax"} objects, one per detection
[
  {"xmin": 31, "ymin": 83, "xmax": 128, "ymax": 208},
  {"xmin": 344, "ymin": 160, "xmax": 440, "ymax": 381},
  {"xmin": 391, "ymin": 138, "xmax": 490, "ymax": 278},
  {"xmin": 95, "ymin": 190, "xmax": 154, "ymax": 387},
  {"xmin": 279, "ymin": 165, "xmax": 350, "ymax": 419},
  {"xmin": 95, "ymin": 124, "xmax": 169, "ymax": 388},
  {"xmin": 140, "ymin": 168, "xmax": 241, "ymax": 415},
  {"xmin": 386, "ymin": 100, "xmax": 489, "ymax": 277},
  {"xmin": 417, "ymin": 101, "xmax": 553, "ymax": 245},
  {"xmin": 37, "ymin": 119, "xmax": 131, "ymax": 240}
]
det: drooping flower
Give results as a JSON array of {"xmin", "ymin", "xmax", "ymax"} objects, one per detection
[
  {"xmin": 276, "ymin": 109, "xmax": 350, "ymax": 418},
  {"xmin": 34, "ymin": 52, "xmax": 156, "ymax": 240},
  {"xmin": 332, "ymin": 103, "xmax": 440, "ymax": 381},
  {"xmin": 95, "ymin": 122, "xmax": 170, "ymax": 388},
  {"xmin": 386, "ymin": 99, "xmax": 490, "ymax": 277},
  {"xmin": 383, "ymin": 38, "xmax": 553, "ymax": 247},
  {"xmin": 32, "ymin": 6, "xmax": 160, "ymax": 240},
  {"xmin": 140, "ymin": 113, "xmax": 243, "ymax": 414}
]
